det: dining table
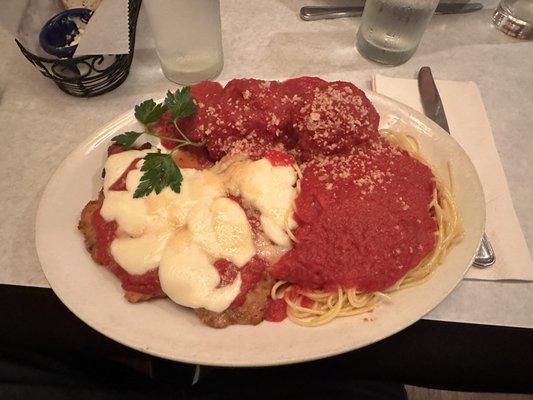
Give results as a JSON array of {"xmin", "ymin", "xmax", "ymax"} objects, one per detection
[{"xmin": 1, "ymin": 0, "xmax": 532, "ymax": 395}]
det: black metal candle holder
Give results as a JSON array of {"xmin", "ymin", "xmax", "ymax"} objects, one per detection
[{"xmin": 15, "ymin": 0, "xmax": 142, "ymax": 97}]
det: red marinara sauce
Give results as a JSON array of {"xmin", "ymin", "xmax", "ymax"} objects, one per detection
[
  {"xmin": 264, "ymin": 150, "xmax": 295, "ymax": 167},
  {"xmin": 92, "ymin": 144, "xmax": 163, "ymax": 296},
  {"xmin": 213, "ymin": 257, "xmax": 268, "ymax": 309},
  {"xmin": 264, "ymin": 298, "xmax": 287, "ymax": 322},
  {"xmin": 91, "ymin": 207, "xmax": 163, "ymax": 296},
  {"xmin": 271, "ymin": 138, "xmax": 438, "ymax": 293},
  {"xmin": 108, "ymin": 158, "xmax": 141, "ymax": 191}
]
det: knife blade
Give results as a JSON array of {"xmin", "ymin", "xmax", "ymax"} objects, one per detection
[
  {"xmin": 299, "ymin": 3, "xmax": 483, "ymax": 21},
  {"xmin": 417, "ymin": 66, "xmax": 496, "ymax": 268},
  {"xmin": 417, "ymin": 66, "xmax": 450, "ymax": 133}
]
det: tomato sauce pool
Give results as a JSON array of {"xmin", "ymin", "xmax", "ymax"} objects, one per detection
[{"xmin": 271, "ymin": 138, "xmax": 437, "ymax": 293}]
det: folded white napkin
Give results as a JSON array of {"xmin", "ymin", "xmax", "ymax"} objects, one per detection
[
  {"xmin": 74, "ymin": 0, "xmax": 129, "ymax": 56},
  {"xmin": 373, "ymin": 74, "xmax": 533, "ymax": 281}
]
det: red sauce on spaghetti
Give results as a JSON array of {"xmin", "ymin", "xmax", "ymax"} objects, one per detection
[{"xmin": 271, "ymin": 138, "xmax": 437, "ymax": 292}]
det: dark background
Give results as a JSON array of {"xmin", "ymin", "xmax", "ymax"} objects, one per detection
[{"xmin": 2, "ymin": 284, "xmax": 532, "ymax": 398}]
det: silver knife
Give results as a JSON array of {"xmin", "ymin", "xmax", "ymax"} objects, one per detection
[
  {"xmin": 417, "ymin": 66, "xmax": 495, "ymax": 269},
  {"xmin": 300, "ymin": 3, "xmax": 483, "ymax": 21}
]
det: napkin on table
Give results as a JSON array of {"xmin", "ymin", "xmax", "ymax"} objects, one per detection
[
  {"xmin": 73, "ymin": 0, "xmax": 129, "ymax": 56},
  {"xmin": 372, "ymin": 74, "xmax": 533, "ymax": 281}
]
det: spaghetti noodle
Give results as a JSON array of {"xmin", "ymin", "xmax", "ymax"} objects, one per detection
[{"xmin": 272, "ymin": 130, "xmax": 464, "ymax": 327}]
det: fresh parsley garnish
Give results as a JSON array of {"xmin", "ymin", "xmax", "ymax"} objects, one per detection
[
  {"xmin": 108, "ymin": 86, "xmax": 204, "ymax": 197},
  {"xmin": 133, "ymin": 153, "xmax": 182, "ymax": 198},
  {"xmin": 134, "ymin": 99, "xmax": 167, "ymax": 124},
  {"xmin": 164, "ymin": 87, "xmax": 197, "ymax": 121},
  {"xmin": 110, "ymin": 131, "xmax": 143, "ymax": 148}
]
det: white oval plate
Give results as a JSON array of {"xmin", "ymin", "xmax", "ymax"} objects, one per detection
[{"xmin": 35, "ymin": 91, "xmax": 485, "ymax": 367}]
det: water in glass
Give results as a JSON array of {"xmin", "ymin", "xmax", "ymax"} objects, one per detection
[
  {"xmin": 143, "ymin": 0, "xmax": 224, "ymax": 84},
  {"xmin": 356, "ymin": 0, "xmax": 439, "ymax": 65}
]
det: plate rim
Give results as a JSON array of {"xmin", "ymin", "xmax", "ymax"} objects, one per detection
[{"xmin": 35, "ymin": 89, "xmax": 485, "ymax": 367}]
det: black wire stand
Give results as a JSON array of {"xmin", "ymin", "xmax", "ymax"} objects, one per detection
[{"xmin": 15, "ymin": 0, "xmax": 142, "ymax": 98}]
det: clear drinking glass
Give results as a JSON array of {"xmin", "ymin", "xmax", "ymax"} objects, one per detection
[
  {"xmin": 493, "ymin": 0, "xmax": 533, "ymax": 39},
  {"xmin": 356, "ymin": 0, "xmax": 440, "ymax": 66},
  {"xmin": 143, "ymin": 0, "xmax": 224, "ymax": 84}
]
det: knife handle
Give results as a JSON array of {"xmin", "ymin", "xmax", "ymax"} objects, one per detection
[
  {"xmin": 300, "ymin": 3, "xmax": 483, "ymax": 21},
  {"xmin": 300, "ymin": 6, "xmax": 363, "ymax": 21}
]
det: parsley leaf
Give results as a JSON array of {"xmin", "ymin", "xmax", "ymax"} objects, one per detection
[
  {"xmin": 110, "ymin": 131, "xmax": 144, "ymax": 148},
  {"xmin": 134, "ymin": 99, "xmax": 167, "ymax": 124},
  {"xmin": 133, "ymin": 153, "xmax": 182, "ymax": 198},
  {"xmin": 125, "ymin": 87, "xmax": 200, "ymax": 197},
  {"xmin": 164, "ymin": 87, "xmax": 196, "ymax": 121}
]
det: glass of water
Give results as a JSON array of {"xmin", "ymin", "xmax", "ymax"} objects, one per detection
[
  {"xmin": 143, "ymin": 0, "xmax": 224, "ymax": 84},
  {"xmin": 356, "ymin": 0, "xmax": 440, "ymax": 66},
  {"xmin": 493, "ymin": 0, "xmax": 533, "ymax": 39}
]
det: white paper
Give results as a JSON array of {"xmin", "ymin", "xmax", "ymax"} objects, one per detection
[
  {"xmin": 425, "ymin": 279, "xmax": 533, "ymax": 328},
  {"xmin": 373, "ymin": 74, "xmax": 533, "ymax": 281},
  {"xmin": 74, "ymin": 0, "xmax": 130, "ymax": 56}
]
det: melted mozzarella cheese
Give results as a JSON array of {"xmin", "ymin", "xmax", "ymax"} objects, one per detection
[
  {"xmin": 99, "ymin": 150, "xmax": 299, "ymax": 312},
  {"xmin": 211, "ymin": 198, "xmax": 255, "ymax": 266},
  {"xmin": 110, "ymin": 231, "xmax": 172, "ymax": 275},
  {"xmin": 101, "ymin": 190, "xmax": 150, "ymax": 237},
  {"xmin": 143, "ymin": 168, "xmax": 225, "ymax": 231},
  {"xmin": 225, "ymin": 159, "xmax": 298, "ymax": 247},
  {"xmin": 101, "ymin": 151, "xmax": 154, "ymax": 237},
  {"xmin": 159, "ymin": 230, "xmax": 242, "ymax": 312},
  {"xmin": 102, "ymin": 150, "xmax": 153, "ymax": 192},
  {"xmin": 188, "ymin": 197, "xmax": 255, "ymax": 267},
  {"xmin": 102, "ymin": 166, "xmax": 227, "ymax": 276}
]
